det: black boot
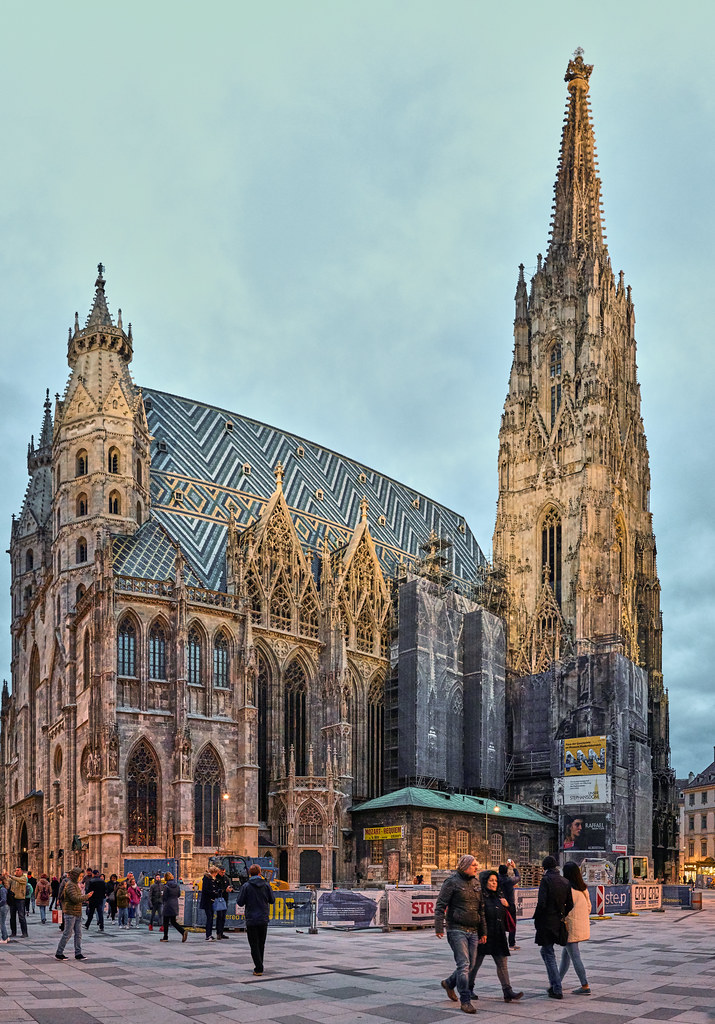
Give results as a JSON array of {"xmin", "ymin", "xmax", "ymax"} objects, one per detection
[{"xmin": 504, "ymin": 988, "xmax": 523, "ymax": 1002}]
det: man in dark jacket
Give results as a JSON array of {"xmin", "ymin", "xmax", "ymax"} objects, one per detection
[
  {"xmin": 533, "ymin": 856, "xmax": 574, "ymax": 999},
  {"xmin": 85, "ymin": 870, "xmax": 106, "ymax": 931},
  {"xmin": 434, "ymin": 854, "xmax": 487, "ymax": 1015},
  {"xmin": 497, "ymin": 861, "xmax": 519, "ymax": 949},
  {"xmin": 237, "ymin": 865, "xmax": 275, "ymax": 975},
  {"xmin": 148, "ymin": 874, "xmax": 163, "ymax": 931}
]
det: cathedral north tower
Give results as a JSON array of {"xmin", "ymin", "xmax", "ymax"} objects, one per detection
[{"xmin": 493, "ymin": 52, "xmax": 676, "ymax": 874}]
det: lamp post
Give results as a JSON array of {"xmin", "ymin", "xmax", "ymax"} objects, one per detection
[{"xmin": 485, "ymin": 800, "xmax": 500, "ymax": 867}]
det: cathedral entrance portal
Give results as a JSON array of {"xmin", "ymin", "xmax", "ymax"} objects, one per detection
[
  {"xmin": 299, "ymin": 850, "xmax": 321, "ymax": 884},
  {"xmin": 19, "ymin": 821, "xmax": 28, "ymax": 871}
]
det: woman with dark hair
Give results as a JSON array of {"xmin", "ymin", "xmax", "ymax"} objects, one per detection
[
  {"xmin": 560, "ymin": 861, "xmax": 591, "ymax": 994},
  {"xmin": 471, "ymin": 871, "xmax": 523, "ymax": 1002}
]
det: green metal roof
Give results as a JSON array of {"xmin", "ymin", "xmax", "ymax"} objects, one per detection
[{"xmin": 351, "ymin": 787, "xmax": 555, "ymax": 825}]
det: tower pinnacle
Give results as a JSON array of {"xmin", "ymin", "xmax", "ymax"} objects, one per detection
[{"xmin": 548, "ymin": 50, "xmax": 605, "ymax": 257}]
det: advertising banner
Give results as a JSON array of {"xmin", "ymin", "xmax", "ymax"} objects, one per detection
[
  {"xmin": 515, "ymin": 887, "xmax": 539, "ymax": 919},
  {"xmin": 587, "ymin": 884, "xmax": 631, "ymax": 912},
  {"xmin": 661, "ymin": 886, "xmax": 692, "ymax": 909},
  {"xmin": 562, "ymin": 812, "xmax": 607, "ymax": 851},
  {"xmin": 564, "ymin": 736, "xmax": 607, "ymax": 776},
  {"xmin": 190, "ymin": 890, "xmax": 314, "ymax": 929},
  {"xmin": 387, "ymin": 887, "xmax": 440, "ymax": 926},
  {"xmin": 363, "ymin": 825, "xmax": 405, "ymax": 841},
  {"xmin": 562, "ymin": 776, "xmax": 610, "ymax": 804},
  {"xmin": 631, "ymin": 883, "xmax": 662, "ymax": 911},
  {"xmin": 316, "ymin": 889, "xmax": 381, "ymax": 929}
]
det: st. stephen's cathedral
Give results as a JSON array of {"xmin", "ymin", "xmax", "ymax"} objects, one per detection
[{"xmin": 1, "ymin": 53, "xmax": 678, "ymax": 885}]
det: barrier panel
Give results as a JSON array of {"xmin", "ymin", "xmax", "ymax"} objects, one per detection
[
  {"xmin": 386, "ymin": 887, "xmax": 439, "ymax": 927},
  {"xmin": 515, "ymin": 887, "xmax": 539, "ymax": 919},
  {"xmin": 662, "ymin": 885, "xmax": 692, "ymax": 909},
  {"xmin": 316, "ymin": 889, "xmax": 382, "ymax": 929},
  {"xmin": 170, "ymin": 890, "xmax": 314, "ymax": 929}
]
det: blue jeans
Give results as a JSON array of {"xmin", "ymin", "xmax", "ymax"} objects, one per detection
[
  {"xmin": 117, "ymin": 907, "xmax": 128, "ymax": 926},
  {"xmin": 560, "ymin": 942, "xmax": 588, "ymax": 987},
  {"xmin": 39, "ymin": 905, "xmax": 47, "ymax": 923},
  {"xmin": 446, "ymin": 929, "xmax": 481, "ymax": 1004},
  {"xmin": 540, "ymin": 943, "xmax": 562, "ymax": 994},
  {"xmin": 0, "ymin": 904, "xmax": 9, "ymax": 940}
]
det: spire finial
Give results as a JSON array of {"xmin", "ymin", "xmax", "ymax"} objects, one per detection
[
  {"xmin": 274, "ymin": 461, "xmax": 284, "ymax": 490},
  {"xmin": 359, "ymin": 496, "xmax": 369, "ymax": 522},
  {"xmin": 97, "ymin": 262, "xmax": 105, "ymax": 280}
]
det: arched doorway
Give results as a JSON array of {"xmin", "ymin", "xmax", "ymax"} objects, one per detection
[
  {"xmin": 278, "ymin": 850, "xmax": 288, "ymax": 883},
  {"xmin": 300, "ymin": 849, "xmax": 321, "ymax": 884},
  {"xmin": 19, "ymin": 821, "xmax": 28, "ymax": 871}
]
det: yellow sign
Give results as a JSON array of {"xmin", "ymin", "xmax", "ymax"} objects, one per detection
[
  {"xmin": 364, "ymin": 825, "xmax": 404, "ymax": 841},
  {"xmin": 564, "ymin": 736, "xmax": 606, "ymax": 776}
]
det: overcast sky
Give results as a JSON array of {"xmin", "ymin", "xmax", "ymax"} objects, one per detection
[{"xmin": 1, "ymin": 1, "xmax": 712, "ymax": 778}]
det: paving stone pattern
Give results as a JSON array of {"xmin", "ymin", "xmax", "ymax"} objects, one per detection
[{"xmin": 0, "ymin": 897, "xmax": 714, "ymax": 1024}]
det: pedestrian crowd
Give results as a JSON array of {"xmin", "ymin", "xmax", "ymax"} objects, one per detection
[
  {"xmin": 436, "ymin": 853, "xmax": 591, "ymax": 1013},
  {"xmin": 0, "ymin": 861, "xmax": 274, "ymax": 975}
]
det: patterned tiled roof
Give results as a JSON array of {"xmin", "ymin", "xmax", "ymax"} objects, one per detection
[
  {"xmin": 112, "ymin": 519, "xmax": 203, "ymax": 585},
  {"xmin": 142, "ymin": 388, "xmax": 486, "ymax": 592},
  {"xmin": 351, "ymin": 786, "xmax": 554, "ymax": 824}
]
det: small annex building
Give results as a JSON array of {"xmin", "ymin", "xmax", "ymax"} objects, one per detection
[{"xmin": 351, "ymin": 786, "xmax": 556, "ymax": 884}]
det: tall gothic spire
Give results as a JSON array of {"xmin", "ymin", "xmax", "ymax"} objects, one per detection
[{"xmin": 548, "ymin": 49, "xmax": 605, "ymax": 257}]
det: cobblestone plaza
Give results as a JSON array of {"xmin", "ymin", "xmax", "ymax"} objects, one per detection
[{"xmin": 0, "ymin": 898, "xmax": 712, "ymax": 1024}]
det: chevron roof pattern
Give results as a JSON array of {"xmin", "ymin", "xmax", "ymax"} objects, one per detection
[
  {"xmin": 112, "ymin": 519, "xmax": 203, "ymax": 585},
  {"xmin": 140, "ymin": 387, "xmax": 486, "ymax": 592}
]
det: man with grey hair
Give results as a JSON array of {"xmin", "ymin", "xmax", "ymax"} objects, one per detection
[{"xmin": 434, "ymin": 854, "xmax": 487, "ymax": 1014}]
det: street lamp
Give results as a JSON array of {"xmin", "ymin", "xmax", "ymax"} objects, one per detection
[{"xmin": 485, "ymin": 800, "xmax": 500, "ymax": 866}]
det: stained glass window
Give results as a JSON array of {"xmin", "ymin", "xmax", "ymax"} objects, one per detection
[
  {"xmin": 214, "ymin": 631, "xmax": 229, "ymax": 688},
  {"xmin": 188, "ymin": 628, "xmax": 202, "ymax": 685},
  {"xmin": 149, "ymin": 622, "xmax": 167, "ymax": 680},
  {"xmin": 127, "ymin": 741, "xmax": 159, "ymax": 846},
  {"xmin": 194, "ymin": 747, "xmax": 222, "ymax": 847},
  {"xmin": 284, "ymin": 660, "xmax": 307, "ymax": 774},
  {"xmin": 117, "ymin": 618, "xmax": 136, "ymax": 677}
]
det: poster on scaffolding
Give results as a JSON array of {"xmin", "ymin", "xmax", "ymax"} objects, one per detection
[
  {"xmin": 563, "ymin": 736, "xmax": 607, "ymax": 776},
  {"xmin": 316, "ymin": 889, "xmax": 381, "ymax": 929},
  {"xmin": 386, "ymin": 887, "xmax": 440, "ymax": 926}
]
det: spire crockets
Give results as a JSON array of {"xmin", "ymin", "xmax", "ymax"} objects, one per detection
[
  {"xmin": 548, "ymin": 49, "xmax": 606, "ymax": 257},
  {"xmin": 68, "ymin": 263, "xmax": 132, "ymax": 367},
  {"xmin": 85, "ymin": 263, "xmax": 114, "ymax": 329}
]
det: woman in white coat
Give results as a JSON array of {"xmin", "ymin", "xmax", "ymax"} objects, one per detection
[{"xmin": 559, "ymin": 861, "xmax": 591, "ymax": 994}]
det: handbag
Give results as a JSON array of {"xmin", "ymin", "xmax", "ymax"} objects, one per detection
[
  {"xmin": 213, "ymin": 896, "xmax": 227, "ymax": 912},
  {"xmin": 52, "ymin": 909, "xmax": 59, "ymax": 923},
  {"xmin": 505, "ymin": 908, "xmax": 516, "ymax": 931}
]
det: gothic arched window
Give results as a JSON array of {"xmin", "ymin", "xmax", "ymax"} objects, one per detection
[
  {"xmin": 76, "ymin": 449, "xmax": 88, "ymax": 477},
  {"xmin": 284, "ymin": 660, "xmax": 307, "ymax": 775},
  {"xmin": 136, "ymin": 460, "xmax": 143, "ymax": 486},
  {"xmin": 257, "ymin": 654, "xmax": 271, "ymax": 821},
  {"xmin": 108, "ymin": 447, "xmax": 120, "ymax": 474},
  {"xmin": 422, "ymin": 826, "xmax": 437, "ymax": 866},
  {"xmin": 297, "ymin": 803, "xmax": 323, "ymax": 845},
  {"xmin": 76, "ymin": 537, "xmax": 88, "ymax": 563},
  {"xmin": 270, "ymin": 582, "xmax": 292, "ymax": 631},
  {"xmin": 127, "ymin": 741, "xmax": 159, "ymax": 846},
  {"xmin": 299, "ymin": 592, "xmax": 319, "ymax": 638},
  {"xmin": 194, "ymin": 747, "xmax": 222, "ymax": 847},
  {"xmin": 117, "ymin": 618, "xmax": 137, "ymax": 677},
  {"xmin": 108, "ymin": 491, "xmax": 121, "ymax": 515},
  {"xmin": 76, "ymin": 583, "xmax": 86, "ymax": 604},
  {"xmin": 549, "ymin": 343, "xmax": 562, "ymax": 429},
  {"xmin": 188, "ymin": 628, "xmax": 202, "ymax": 685},
  {"xmin": 76, "ymin": 493, "xmax": 88, "ymax": 517},
  {"xmin": 541, "ymin": 507, "xmax": 562, "ymax": 606},
  {"xmin": 213, "ymin": 631, "xmax": 229, "ymax": 688},
  {"xmin": 367, "ymin": 675, "xmax": 384, "ymax": 800},
  {"xmin": 149, "ymin": 622, "xmax": 167, "ymax": 680},
  {"xmin": 25, "ymin": 549, "xmax": 33, "ymax": 572}
]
